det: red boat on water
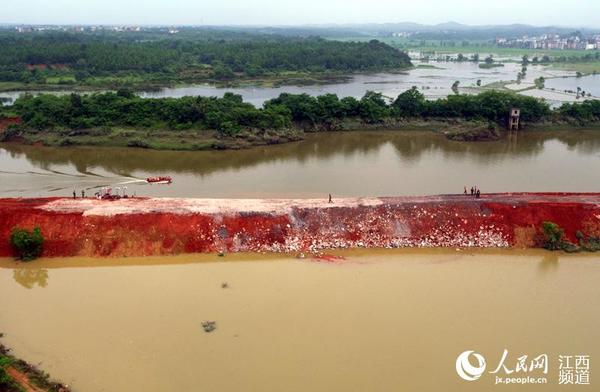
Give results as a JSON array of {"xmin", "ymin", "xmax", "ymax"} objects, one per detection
[{"xmin": 146, "ymin": 176, "xmax": 173, "ymax": 184}]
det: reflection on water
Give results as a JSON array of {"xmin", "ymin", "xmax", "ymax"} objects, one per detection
[
  {"xmin": 138, "ymin": 61, "xmax": 537, "ymax": 104},
  {"xmin": 0, "ymin": 249, "xmax": 598, "ymax": 392},
  {"xmin": 545, "ymin": 74, "xmax": 600, "ymax": 98},
  {"xmin": 1, "ymin": 130, "xmax": 599, "ymax": 198},
  {"xmin": 178, "ymin": 62, "xmax": 571, "ymax": 103},
  {"xmin": 538, "ymin": 253, "xmax": 560, "ymax": 274},
  {"xmin": 12, "ymin": 268, "xmax": 49, "ymax": 289}
]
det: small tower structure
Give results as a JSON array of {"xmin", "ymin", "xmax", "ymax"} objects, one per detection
[{"xmin": 508, "ymin": 108, "xmax": 520, "ymax": 131}]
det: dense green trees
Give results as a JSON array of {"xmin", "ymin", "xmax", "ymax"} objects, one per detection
[
  {"xmin": 13, "ymin": 91, "xmax": 291, "ymax": 135},
  {"xmin": 0, "ymin": 32, "xmax": 412, "ymax": 84},
  {"xmin": 11, "ymin": 88, "xmax": 585, "ymax": 136},
  {"xmin": 264, "ymin": 93, "xmax": 364, "ymax": 123},
  {"xmin": 392, "ymin": 87, "xmax": 426, "ymax": 117},
  {"xmin": 558, "ymin": 100, "xmax": 600, "ymax": 120},
  {"xmin": 359, "ymin": 91, "xmax": 390, "ymax": 122},
  {"xmin": 390, "ymin": 89, "xmax": 550, "ymax": 123}
]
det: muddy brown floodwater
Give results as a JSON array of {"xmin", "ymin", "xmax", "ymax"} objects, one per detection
[
  {"xmin": 0, "ymin": 249, "xmax": 599, "ymax": 391},
  {"xmin": 1, "ymin": 130, "xmax": 600, "ymax": 198}
]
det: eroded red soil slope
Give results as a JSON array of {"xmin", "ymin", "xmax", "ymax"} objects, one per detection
[{"xmin": 0, "ymin": 194, "xmax": 598, "ymax": 257}]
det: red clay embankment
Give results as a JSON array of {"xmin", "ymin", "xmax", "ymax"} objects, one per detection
[
  {"xmin": 0, "ymin": 116, "xmax": 21, "ymax": 132},
  {"xmin": 0, "ymin": 193, "xmax": 598, "ymax": 257}
]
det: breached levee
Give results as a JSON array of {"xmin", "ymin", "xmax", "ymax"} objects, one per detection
[{"xmin": 0, "ymin": 193, "xmax": 599, "ymax": 257}]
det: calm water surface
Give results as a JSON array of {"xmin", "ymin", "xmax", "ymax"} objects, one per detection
[
  {"xmin": 0, "ymin": 249, "xmax": 598, "ymax": 391},
  {"xmin": 0, "ymin": 62, "xmax": 573, "ymax": 106},
  {"xmin": 545, "ymin": 74, "xmax": 600, "ymax": 97},
  {"xmin": 1, "ymin": 130, "xmax": 599, "ymax": 198}
]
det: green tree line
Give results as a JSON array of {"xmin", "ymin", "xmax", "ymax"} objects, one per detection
[
  {"xmin": 0, "ymin": 32, "xmax": 412, "ymax": 83},
  {"xmin": 9, "ymin": 88, "xmax": 600, "ymax": 135}
]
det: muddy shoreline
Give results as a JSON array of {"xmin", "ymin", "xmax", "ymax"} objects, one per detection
[
  {"xmin": 3, "ymin": 116, "xmax": 599, "ymax": 151},
  {"xmin": 0, "ymin": 342, "xmax": 69, "ymax": 392}
]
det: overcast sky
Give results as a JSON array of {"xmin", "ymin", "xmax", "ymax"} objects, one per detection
[{"xmin": 2, "ymin": 0, "xmax": 599, "ymax": 28}]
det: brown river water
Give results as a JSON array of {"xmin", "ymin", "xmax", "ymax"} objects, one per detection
[
  {"xmin": 0, "ymin": 249, "xmax": 599, "ymax": 391},
  {"xmin": 1, "ymin": 129, "xmax": 600, "ymax": 198}
]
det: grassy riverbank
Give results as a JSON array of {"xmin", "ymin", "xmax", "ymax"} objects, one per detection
[
  {"xmin": 5, "ymin": 127, "xmax": 304, "ymax": 151},
  {"xmin": 0, "ymin": 118, "xmax": 479, "ymax": 150},
  {"xmin": 0, "ymin": 71, "xmax": 358, "ymax": 94},
  {"xmin": 5, "ymin": 119, "xmax": 599, "ymax": 151}
]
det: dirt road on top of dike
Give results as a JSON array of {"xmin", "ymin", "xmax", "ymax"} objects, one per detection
[{"xmin": 0, "ymin": 193, "xmax": 598, "ymax": 257}]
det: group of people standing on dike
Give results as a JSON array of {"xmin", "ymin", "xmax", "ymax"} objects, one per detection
[{"xmin": 464, "ymin": 186, "xmax": 481, "ymax": 198}]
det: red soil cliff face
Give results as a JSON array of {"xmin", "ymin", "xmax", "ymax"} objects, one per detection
[
  {"xmin": 0, "ymin": 194, "xmax": 598, "ymax": 257},
  {"xmin": 0, "ymin": 117, "xmax": 21, "ymax": 132}
]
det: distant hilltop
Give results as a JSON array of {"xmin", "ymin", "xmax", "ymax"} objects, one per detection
[{"xmin": 2, "ymin": 22, "xmax": 599, "ymax": 37}]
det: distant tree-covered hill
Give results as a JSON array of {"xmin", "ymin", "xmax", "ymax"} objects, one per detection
[{"xmin": 0, "ymin": 31, "xmax": 412, "ymax": 86}]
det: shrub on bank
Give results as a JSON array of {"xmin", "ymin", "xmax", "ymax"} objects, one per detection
[
  {"xmin": 576, "ymin": 231, "xmax": 600, "ymax": 252},
  {"xmin": 445, "ymin": 121, "xmax": 500, "ymax": 141},
  {"xmin": 540, "ymin": 222, "xmax": 598, "ymax": 253},
  {"xmin": 0, "ymin": 355, "xmax": 20, "ymax": 392},
  {"xmin": 541, "ymin": 221, "xmax": 564, "ymax": 250},
  {"xmin": 0, "ymin": 356, "xmax": 21, "ymax": 392},
  {"xmin": 9, "ymin": 226, "xmax": 44, "ymax": 261}
]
